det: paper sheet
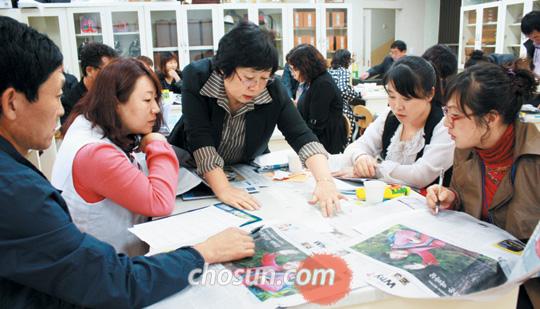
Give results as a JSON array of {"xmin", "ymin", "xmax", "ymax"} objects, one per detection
[{"xmin": 130, "ymin": 204, "xmax": 258, "ymax": 252}]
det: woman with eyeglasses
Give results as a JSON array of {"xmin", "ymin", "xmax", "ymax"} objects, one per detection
[
  {"xmin": 286, "ymin": 44, "xmax": 348, "ymax": 154},
  {"xmin": 168, "ymin": 22, "xmax": 344, "ymax": 217},
  {"xmin": 336, "ymin": 56, "xmax": 454, "ymax": 189},
  {"xmin": 425, "ymin": 63, "xmax": 540, "ymax": 308}
]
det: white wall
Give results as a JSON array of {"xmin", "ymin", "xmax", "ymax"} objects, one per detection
[
  {"xmin": 370, "ymin": 9, "xmax": 395, "ymax": 52},
  {"xmin": 345, "ymin": 0, "xmax": 440, "ymax": 58}
]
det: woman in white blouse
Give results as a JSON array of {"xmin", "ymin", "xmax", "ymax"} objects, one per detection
[{"xmin": 335, "ymin": 56, "xmax": 455, "ymax": 188}]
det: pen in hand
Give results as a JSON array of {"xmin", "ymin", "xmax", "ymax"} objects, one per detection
[
  {"xmin": 435, "ymin": 169, "xmax": 444, "ymax": 215},
  {"xmin": 249, "ymin": 225, "xmax": 264, "ymax": 238}
]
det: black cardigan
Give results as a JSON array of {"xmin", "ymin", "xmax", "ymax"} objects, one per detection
[
  {"xmin": 297, "ymin": 71, "xmax": 347, "ymax": 154},
  {"xmin": 168, "ymin": 58, "xmax": 320, "ymax": 163}
]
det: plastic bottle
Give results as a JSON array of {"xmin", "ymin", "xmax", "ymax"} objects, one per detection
[
  {"xmin": 355, "ymin": 184, "xmax": 411, "ymax": 201},
  {"xmin": 351, "ymin": 53, "xmax": 359, "ymax": 80}
]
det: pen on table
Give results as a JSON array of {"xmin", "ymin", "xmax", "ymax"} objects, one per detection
[
  {"xmin": 249, "ymin": 225, "xmax": 264, "ymax": 237},
  {"xmin": 435, "ymin": 169, "xmax": 444, "ymax": 215},
  {"xmin": 256, "ymin": 164, "xmax": 288, "ymax": 172}
]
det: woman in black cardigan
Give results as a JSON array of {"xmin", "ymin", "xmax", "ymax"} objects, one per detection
[
  {"xmin": 168, "ymin": 22, "xmax": 343, "ymax": 217},
  {"xmin": 157, "ymin": 52, "xmax": 183, "ymax": 93},
  {"xmin": 287, "ymin": 44, "xmax": 348, "ymax": 154}
]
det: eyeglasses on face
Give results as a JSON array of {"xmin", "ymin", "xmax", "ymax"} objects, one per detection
[
  {"xmin": 442, "ymin": 105, "xmax": 469, "ymax": 124},
  {"xmin": 235, "ymin": 69, "xmax": 274, "ymax": 88}
]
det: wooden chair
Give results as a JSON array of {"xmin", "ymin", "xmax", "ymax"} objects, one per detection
[
  {"xmin": 343, "ymin": 114, "xmax": 352, "ymax": 142},
  {"xmin": 352, "ymin": 105, "xmax": 374, "ymax": 140}
]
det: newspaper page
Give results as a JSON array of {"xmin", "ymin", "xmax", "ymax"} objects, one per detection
[
  {"xmin": 221, "ymin": 223, "xmax": 368, "ymax": 308},
  {"xmin": 345, "ymin": 208, "xmax": 539, "ymax": 299}
]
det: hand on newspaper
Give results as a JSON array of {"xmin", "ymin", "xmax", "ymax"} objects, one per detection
[
  {"xmin": 193, "ymin": 227, "xmax": 255, "ymax": 264},
  {"xmin": 353, "ymin": 154, "xmax": 378, "ymax": 178},
  {"xmin": 215, "ymin": 185, "xmax": 261, "ymax": 211},
  {"xmin": 309, "ymin": 179, "xmax": 345, "ymax": 217},
  {"xmin": 425, "ymin": 185, "xmax": 456, "ymax": 214}
]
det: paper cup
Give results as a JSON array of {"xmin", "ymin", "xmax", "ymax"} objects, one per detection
[
  {"xmin": 288, "ymin": 153, "xmax": 302, "ymax": 173},
  {"xmin": 363, "ymin": 180, "xmax": 386, "ymax": 204}
]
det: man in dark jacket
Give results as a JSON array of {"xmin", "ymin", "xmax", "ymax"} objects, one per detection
[
  {"xmin": 521, "ymin": 10, "xmax": 540, "ymax": 75},
  {"xmin": 60, "ymin": 42, "xmax": 117, "ymax": 123},
  {"xmin": 360, "ymin": 40, "xmax": 407, "ymax": 80},
  {"xmin": 0, "ymin": 16, "xmax": 254, "ymax": 308}
]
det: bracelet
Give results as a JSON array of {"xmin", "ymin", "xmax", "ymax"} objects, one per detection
[{"xmin": 315, "ymin": 177, "xmax": 334, "ymax": 183}]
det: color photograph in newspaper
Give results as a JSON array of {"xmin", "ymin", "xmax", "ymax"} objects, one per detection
[{"xmin": 350, "ymin": 224, "xmax": 507, "ymax": 297}]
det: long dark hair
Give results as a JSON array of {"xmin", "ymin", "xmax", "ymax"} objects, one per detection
[{"xmin": 62, "ymin": 58, "xmax": 163, "ymax": 153}]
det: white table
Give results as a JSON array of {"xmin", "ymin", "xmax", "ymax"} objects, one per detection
[
  {"xmin": 150, "ymin": 180, "xmax": 519, "ymax": 309},
  {"xmin": 355, "ymin": 84, "xmax": 389, "ymax": 117}
]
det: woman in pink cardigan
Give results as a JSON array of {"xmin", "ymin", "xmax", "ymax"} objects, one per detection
[{"xmin": 52, "ymin": 58, "xmax": 179, "ymax": 256}]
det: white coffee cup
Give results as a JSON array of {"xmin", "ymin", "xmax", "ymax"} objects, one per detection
[
  {"xmin": 363, "ymin": 180, "xmax": 386, "ymax": 204},
  {"xmin": 288, "ymin": 153, "xmax": 302, "ymax": 173}
]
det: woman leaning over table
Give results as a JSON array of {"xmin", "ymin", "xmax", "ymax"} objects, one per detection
[
  {"xmin": 425, "ymin": 63, "xmax": 540, "ymax": 307},
  {"xmin": 52, "ymin": 58, "xmax": 178, "ymax": 256},
  {"xmin": 335, "ymin": 56, "xmax": 454, "ymax": 189},
  {"xmin": 168, "ymin": 21, "xmax": 343, "ymax": 217}
]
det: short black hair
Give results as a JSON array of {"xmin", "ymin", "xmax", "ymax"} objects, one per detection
[
  {"xmin": 331, "ymin": 49, "xmax": 352, "ymax": 69},
  {"xmin": 0, "ymin": 16, "xmax": 63, "ymax": 105},
  {"xmin": 383, "ymin": 56, "xmax": 441, "ymax": 105},
  {"xmin": 521, "ymin": 10, "xmax": 540, "ymax": 35},
  {"xmin": 286, "ymin": 44, "xmax": 327, "ymax": 83},
  {"xmin": 464, "ymin": 50, "xmax": 490, "ymax": 68},
  {"xmin": 445, "ymin": 63, "xmax": 537, "ymax": 125},
  {"xmin": 422, "ymin": 44, "xmax": 457, "ymax": 80},
  {"xmin": 80, "ymin": 42, "xmax": 118, "ymax": 77},
  {"xmin": 390, "ymin": 40, "xmax": 407, "ymax": 52},
  {"xmin": 213, "ymin": 21, "xmax": 278, "ymax": 78}
]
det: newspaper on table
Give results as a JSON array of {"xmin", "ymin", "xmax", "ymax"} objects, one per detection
[
  {"xmin": 344, "ymin": 205, "xmax": 540, "ymax": 299},
  {"xmin": 147, "ymin": 222, "xmax": 369, "ymax": 309},
  {"xmin": 175, "ymin": 164, "xmax": 271, "ymax": 196}
]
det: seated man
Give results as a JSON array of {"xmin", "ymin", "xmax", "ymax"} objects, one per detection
[
  {"xmin": 0, "ymin": 16, "xmax": 254, "ymax": 308},
  {"xmin": 360, "ymin": 40, "xmax": 407, "ymax": 80},
  {"xmin": 60, "ymin": 42, "xmax": 117, "ymax": 123}
]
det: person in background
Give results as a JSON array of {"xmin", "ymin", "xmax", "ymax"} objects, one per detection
[
  {"xmin": 0, "ymin": 16, "xmax": 254, "ymax": 308},
  {"xmin": 521, "ymin": 10, "xmax": 540, "ymax": 75},
  {"xmin": 168, "ymin": 22, "xmax": 343, "ymax": 217},
  {"xmin": 360, "ymin": 40, "xmax": 407, "ymax": 80},
  {"xmin": 336, "ymin": 56, "xmax": 454, "ymax": 189},
  {"xmin": 281, "ymin": 62, "xmax": 299, "ymax": 99},
  {"xmin": 465, "ymin": 50, "xmax": 516, "ymax": 69},
  {"xmin": 53, "ymin": 58, "xmax": 177, "ymax": 256},
  {"xmin": 425, "ymin": 63, "xmax": 540, "ymax": 308},
  {"xmin": 328, "ymin": 49, "xmax": 363, "ymax": 143},
  {"xmin": 61, "ymin": 42, "xmax": 117, "ymax": 124},
  {"xmin": 287, "ymin": 44, "xmax": 348, "ymax": 154},
  {"xmin": 136, "ymin": 55, "xmax": 154, "ymax": 71},
  {"xmin": 157, "ymin": 51, "xmax": 183, "ymax": 94},
  {"xmin": 464, "ymin": 50, "xmax": 490, "ymax": 68},
  {"xmin": 421, "ymin": 44, "xmax": 458, "ymax": 97}
]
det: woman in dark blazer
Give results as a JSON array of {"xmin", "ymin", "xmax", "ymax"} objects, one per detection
[
  {"xmin": 168, "ymin": 22, "xmax": 343, "ymax": 217},
  {"xmin": 287, "ymin": 44, "xmax": 348, "ymax": 154}
]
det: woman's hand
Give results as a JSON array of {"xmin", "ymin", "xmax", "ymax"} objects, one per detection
[
  {"xmin": 193, "ymin": 227, "xmax": 255, "ymax": 264},
  {"xmin": 215, "ymin": 185, "xmax": 261, "ymax": 211},
  {"xmin": 140, "ymin": 133, "xmax": 167, "ymax": 153},
  {"xmin": 353, "ymin": 154, "xmax": 378, "ymax": 178},
  {"xmin": 309, "ymin": 179, "xmax": 345, "ymax": 217},
  {"xmin": 425, "ymin": 185, "xmax": 456, "ymax": 215},
  {"xmin": 331, "ymin": 166, "xmax": 355, "ymax": 178},
  {"xmin": 168, "ymin": 69, "xmax": 181, "ymax": 82}
]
